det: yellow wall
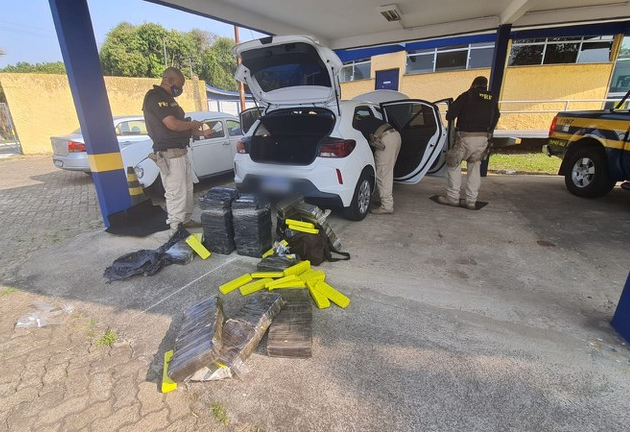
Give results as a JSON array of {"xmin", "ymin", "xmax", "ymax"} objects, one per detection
[
  {"xmin": 0, "ymin": 73, "xmax": 208, "ymax": 154},
  {"xmin": 341, "ymin": 49, "xmax": 615, "ymax": 132},
  {"xmin": 499, "ymin": 63, "xmax": 614, "ymax": 130},
  {"xmin": 401, "ymin": 69, "xmax": 491, "ymax": 102},
  {"xmin": 339, "ymin": 79, "xmax": 375, "ymax": 100}
]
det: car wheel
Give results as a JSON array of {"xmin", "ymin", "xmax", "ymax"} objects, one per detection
[
  {"xmin": 564, "ymin": 147, "xmax": 616, "ymax": 198},
  {"xmin": 343, "ymin": 172, "xmax": 373, "ymax": 221},
  {"xmin": 146, "ymin": 175, "xmax": 165, "ymax": 197}
]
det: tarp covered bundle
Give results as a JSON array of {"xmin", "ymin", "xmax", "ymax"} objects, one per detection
[
  {"xmin": 168, "ymin": 296, "xmax": 225, "ymax": 382},
  {"xmin": 103, "ymin": 228, "xmax": 190, "ymax": 281},
  {"xmin": 267, "ymin": 290, "xmax": 313, "ymax": 358},
  {"xmin": 199, "ymin": 187, "xmax": 238, "ymax": 255},
  {"xmin": 232, "ymin": 194, "xmax": 273, "ymax": 258}
]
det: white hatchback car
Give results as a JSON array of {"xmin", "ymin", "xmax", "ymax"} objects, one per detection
[
  {"xmin": 51, "ymin": 112, "xmax": 243, "ymax": 189},
  {"xmin": 233, "ymin": 35, "xmax": 451, "ymax": 220}
]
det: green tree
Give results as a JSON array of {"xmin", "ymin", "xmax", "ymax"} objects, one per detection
[
  {"xmin": 200, "ymin": 37, "xmax": 238, "ymax": 91},
  {"xmin": 0, "ymin": 61, "xmax": 66, "ymax": 74},
  {"xmin": 98, "ymin": 22, "xmax": 239, "ymax": 90}
]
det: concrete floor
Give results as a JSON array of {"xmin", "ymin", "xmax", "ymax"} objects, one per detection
[{"xmin": 3, "ymin": 170, "xmax": 630, "ymax": 431}]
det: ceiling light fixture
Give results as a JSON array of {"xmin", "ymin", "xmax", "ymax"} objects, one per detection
[{"xmin": 379, "ymin": 4, "xmax": 403, "ymax": 22}]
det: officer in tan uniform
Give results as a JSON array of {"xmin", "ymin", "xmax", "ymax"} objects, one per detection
[
  {"xmin": 355, "ymin": 115, "xmax": 402, "ymax": 214},
  {"xmin": 142, "ymin": 67, "xmax": 212, "ymax": 234},
  {"xmin": 438, "ymin": 76, "xmax": 500, "ymax": 209}
]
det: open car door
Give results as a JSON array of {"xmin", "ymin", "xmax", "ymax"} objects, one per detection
[
  {"xmin": 380, "ymin": 99, "xmax": 449, "ymax": 184},
  {"xmin": 240, "ymin": 107, "xmax": 262, "ymax": 135}
]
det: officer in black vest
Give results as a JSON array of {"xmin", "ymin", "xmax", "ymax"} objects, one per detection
[
  {"xmin": 438, "ymin": 76, "xmax": 500, "ymax": 209},
  {"xmin": 143, "ymin": 67, "xmax": 211, "ymax": 234}
]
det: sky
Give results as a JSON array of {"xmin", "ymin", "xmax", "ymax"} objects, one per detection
[{"xmin": 0, "ymin": 0, "xmax": 267, "ymax": 68}]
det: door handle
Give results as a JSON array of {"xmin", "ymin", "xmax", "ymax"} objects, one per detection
[{"xmin": 222, "ymin": 141, "xmax": 231, "ymax": 146}]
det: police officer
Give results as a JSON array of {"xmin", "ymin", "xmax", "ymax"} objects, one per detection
[
  {"xmin": 438, "ymin": 76, "xmax": 500, "ymax": 209},
  {"xmin": 143, "ymin": 67, "xmax": 211, "ymax": 234},
  {"xmin": 354, "ymin": 114, "xmax": 402, "ymax": 214}
]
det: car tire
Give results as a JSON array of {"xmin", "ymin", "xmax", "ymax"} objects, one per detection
[
  {"xmin": 343, "ymin": 171, "xmax": 373, "ymax": 221},
  {"xmin": 564, "ymin": 147, "xmax": 616, "ymax": 198},
  {"xmin": 146, "ymin": 175, "xmax": 165, "ymax": 197}
]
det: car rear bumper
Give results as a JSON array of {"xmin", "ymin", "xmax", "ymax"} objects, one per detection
[
  {"xmin": 237, "ymin": 175, "xmax": 344, "ymax": 208},
  {"xmin": 52, "ymin": 153, "xmax": 90, "ymax": 172}
]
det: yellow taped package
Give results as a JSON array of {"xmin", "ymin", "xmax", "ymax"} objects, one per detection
[
  {"xmin": 283, "ymin": 260, "xmax": 311, "ymax": 277},
  {"xmin": 307, "ymin": 280, "xmax": 331, "ymax": 309},
  {"xmin": 269, "ymin": 281, "xmax": 306, "ymax": 289},
  {"xmin": 299, "ymin": 269, "xmax": 326, "ymax": 283},
  {"xmin": 240, "ymin": 278, "xmax": 273, "ymax": 296},
  {"xmin": 288, "ymin": 225, "xmax": 319, "ymax": 235},
  {"xmin": 251, "ymin": 272, "xmax": 284, "ymax": 279},
  {"xmin": 313, "ymin": 281, "xmax": 350, "ymax": 309},
  {"xmin": 185, "ymin": 235, "xmax": 211, "ymax": 260},
  {"xmin": 266, "ymin": 274, "xmax": 299, "ymax": 289},
  {"xmin": 219, "ymin": 274, "xmax": 253, "ymax": 295},
  {"xmin": 161, "ymin": 350, "xmax": 178, "ymax": 393},
  {"xmin": 285, "ymin": 219, "xmax": 315, "ymax": 229}
]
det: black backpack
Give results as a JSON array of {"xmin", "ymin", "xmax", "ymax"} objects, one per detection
[{"xmin": 287, "ymin": 231, "xmax": 350, "ymax": 266}]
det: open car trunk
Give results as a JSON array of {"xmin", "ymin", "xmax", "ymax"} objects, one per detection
[{"xmin": 250, "ymin": 108, "xmax": 336, "ymax": 165}]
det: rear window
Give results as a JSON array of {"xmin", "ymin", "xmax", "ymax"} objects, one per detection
[{"xmin": 242, "ymin": 42, "xmax": 331, "ymax": 92}]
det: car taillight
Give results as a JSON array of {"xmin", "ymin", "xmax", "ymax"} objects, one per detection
[
  {"xmin": 319, "ymin": 139, "xmax": 356, "ymax": 158},
  {"xmin": 548, "ymin": 115, "xmax": 558, "ymax": 138},
  {"xmin": 68, "ymin": 141, "xmax": 86, "ymax": 152},
  {"xmin": 236, "ymin": 140, "xmax": 248, "ymax": 154}
]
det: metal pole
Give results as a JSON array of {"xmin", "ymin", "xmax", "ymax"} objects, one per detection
[{"xmin": 234, "ymin": 26, "xmax": 246, "ymax": 113}]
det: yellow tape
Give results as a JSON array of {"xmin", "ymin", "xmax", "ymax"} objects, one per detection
[
  {"xmin": 185, "ymin": 235, "xmax": 211, "ymax": 259},
  {"xmin": 285, "ymin": 219, "xmax": 315, "ymax": 229},
  {"xmin": 161, "ymin": 350, "xmax": 178, "ymax": 393},
  {"xmin": 240, "ymin": 278, "xmax": 273, "ymax": 295},
  {"xmin": 219, "ymin": 274, "xmax": 253, "ymax": 295},
  {"xmin": 288, "ymin": 225, "xmax": 320, "ymax": 235},
  {"xmin": 87, "ymin": 152, "xmax": 124, "ymax": 173},
  {"xmin": 283, "ymin": 261, "xmax": 311, "ymax": 277},
  {"xmin": 128, "ymin": 186, "xmax": 144, "ymax": 196},
  {"xmin": 251, "ymin": 272, "xmax": 284, "ymax": 279},
  {"xmin": 551, "ymin": 131, "xmax": 625, "ymax": 150}
]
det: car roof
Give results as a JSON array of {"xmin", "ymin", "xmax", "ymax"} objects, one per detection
[{"xmin": 187, "ymin": 111, "xmax": 239, "ymax": 121}]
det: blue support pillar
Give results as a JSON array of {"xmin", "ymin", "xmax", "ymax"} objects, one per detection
[
  {"xmin": 612, "ymin": 269, "xmax": 630, "ymax": 343},
  {"xmin": 481, "ymin": 23, "xmax": 512, "ymax": 177},
  {"xmin": 49, "ymin": 0, "xmax": 130, "ymax": 227}
]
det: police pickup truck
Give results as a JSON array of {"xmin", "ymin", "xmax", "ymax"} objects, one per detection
[{"xmin": 545, "ymin": 88, "xmax": 630, "ymax": 197}]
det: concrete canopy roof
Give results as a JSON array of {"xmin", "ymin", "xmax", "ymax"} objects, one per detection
[{"xmin": 148, "ymin": 0, "xmax": 630, "ymax": 49}]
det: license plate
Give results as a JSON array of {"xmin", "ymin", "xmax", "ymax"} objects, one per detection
[
  {"xmin": 53, "ymin": 159, "xmax": 63, "ymax": 167},
  {"xmin": 261, "ymin": 176, "xmax": 291, "ymax": 193}
]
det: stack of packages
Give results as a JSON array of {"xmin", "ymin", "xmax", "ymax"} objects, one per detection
[
  {"xmin": 276, "ymin": 196, "xmax": 343, "ymax": 250},
  {"xmin": 267, "ymin": 290, "xmax": 313, "ymax": 358},
  {"xmin": 168, "ymin": 292, "xmax": 285, "ymax": 382},
  {"xmin": 232, "ymin": 194, "xmax": 273, "ymax": 257},
  {"xmin": 199, "ymin": 187, "xmax": 238, "ymax": 255},
  {"xmin": 167, "ymin": 296, "xmax": 225, "ymax": 381}
]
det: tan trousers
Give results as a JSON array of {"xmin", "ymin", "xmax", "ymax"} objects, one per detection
[
  {"xmin": 160, "ymin": 152, "xmax": 193, "ymax": 232},
  {"xmin": 374, "ymin": 130, "xmax": 402, "ymax": 211},
  {"xmin": 445, "ymin": 131, "xmax": 488, "ymax": 204}
]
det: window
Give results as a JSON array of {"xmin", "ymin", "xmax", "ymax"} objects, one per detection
[
  {"xmin": 116, "ymin": 120, "xmax": 147, "ymax": 136},
  {"xmin": 226, "ymin": 120, "xmax": 242, "ymax": 136},
  {"xmin": 509, "ymin": 36, "xmax": 613, "ymax": 66},
  {"xmin": 609, "ymin": 36, "xmax": 630, "ymax": 95},
  {"xmin": 406, "ymin": 43, "xmax": 495, "ymax": 74},
  {"xmin": 201, "ymin": 120, "xmax": 224, "ymax": 138},
  {"xmin": 340, "ymin": 59, "xmax": 371, "ymax": 82}
]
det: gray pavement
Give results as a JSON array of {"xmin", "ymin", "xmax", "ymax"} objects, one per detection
[{"xmin": 1, "ymin": 155, "xmax": 630, "ymax": 431}]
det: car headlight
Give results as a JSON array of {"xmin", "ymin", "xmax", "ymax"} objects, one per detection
[{"xmin": 134, "ymin": 165, "xmax": 144, "ymax": 179}]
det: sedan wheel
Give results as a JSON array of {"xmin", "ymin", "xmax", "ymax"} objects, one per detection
[{"xmin": 343, "ymin": 171, "xmax": 373, "ymax": 221}]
